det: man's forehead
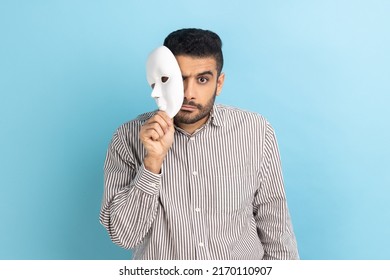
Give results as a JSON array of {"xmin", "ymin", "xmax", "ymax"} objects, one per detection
[{"xmin": 175, "ymin": 55, "xmax": 218, "ymax": 76}]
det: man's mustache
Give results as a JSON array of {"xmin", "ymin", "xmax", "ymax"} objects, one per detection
[{"xmin": 182, "ymin": 99, "xmax": 202, "ymax": 109}]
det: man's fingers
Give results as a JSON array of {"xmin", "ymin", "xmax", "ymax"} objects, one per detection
[
  {"xmin": 154, "ymin": 111, "xmax": 173, "ymax": 128},
  {"xmin": 146, "ymin": 130, "xmax": 160, "ymax": 141},
  {"xmin": 144, "ymin": 123, "xmax": 165, "ymax": 139},
  {"xmin": 145, "ymin": 111, "xmax": 172, "ymax": 134},
  {"xmin": 158, "ymin": 110, "xmax": 173, "ymax": 125},
  {"xmin": 140, "ymin": 111, "xmax": 174, "ymax": 144}
]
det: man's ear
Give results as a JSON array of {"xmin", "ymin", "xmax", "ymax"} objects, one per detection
[{"xmin": 216, "ymin": 72, "xmax": 225, "ymax": 96}]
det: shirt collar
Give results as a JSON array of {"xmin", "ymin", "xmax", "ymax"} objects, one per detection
[
  {"xmin": 209, "ymin": 104, "xmax": 224, "ymax": 127},
  {"xmin": 174, "ymin": 104, "xmax": 225, "ymax": 136}
]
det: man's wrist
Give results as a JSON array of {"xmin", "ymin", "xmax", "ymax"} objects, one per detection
[{"xmin": 144, "ymin": 155, "xmax": 164, "ymax": 174}]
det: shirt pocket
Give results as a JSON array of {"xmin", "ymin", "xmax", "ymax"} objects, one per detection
[{"xmin": 206, "ymin": 172, "xmax": 257, "ymax": 214}]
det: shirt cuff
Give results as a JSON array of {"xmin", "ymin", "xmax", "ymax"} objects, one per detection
[{"xmin": 133, "ymin": 163, "xmax": 162, "ymax": 196}]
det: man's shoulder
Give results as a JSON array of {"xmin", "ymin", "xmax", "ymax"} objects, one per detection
[
  {"xmin": 115, "ymin": 111, "xmax": 156, "ymax": 136},
  {"xmin": 215, "ymin": 104, "xmax": 268, "ymax": 125}
]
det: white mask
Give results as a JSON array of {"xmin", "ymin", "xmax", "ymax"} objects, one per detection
[{"xmin": 146, "ymin": 46, "xmax": 184, "ymax": 118}]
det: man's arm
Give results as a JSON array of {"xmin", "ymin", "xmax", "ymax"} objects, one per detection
[
  {"xmin": 99, "ymin": 111, "xmax": 174, "ymax": 249},
  {"xmin": 253, "ymin": 122, "xmax": 299, "ymax": 260},
  {"xmin": 99, "ymin": 132, "xmax": 161, "ymax": 249}
]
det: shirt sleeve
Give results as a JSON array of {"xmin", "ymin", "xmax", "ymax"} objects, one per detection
[
  {"xmin": 253, "ymin": 122, "xmax": 300, "ymax": 260},
  {"xmin": 99, "ymin": 131, "xmax": 161, "ymax": 249}
]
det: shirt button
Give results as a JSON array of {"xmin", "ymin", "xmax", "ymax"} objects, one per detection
[
  {"xmin": 190, "ymin": 137, "xmax": 195, "ymax": 141},
  {"xmin": 199, "ymin": 242, "xmax": 204, "ymax": 247},
  {"xmin": 150, "ymin": 183, "xmax": 157, "ymax": 188},
  {"xmin": 195, "ymin": 208, "xmax": 201, "ymax": 212},
  {"xmin": 192, "ymin": 171, "xmax": 198, "ymax": 176}
]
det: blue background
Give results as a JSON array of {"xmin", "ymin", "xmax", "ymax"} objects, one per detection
[{"xmin": 1, "ymin": 0, "xmax": 389, "ymax": 260}]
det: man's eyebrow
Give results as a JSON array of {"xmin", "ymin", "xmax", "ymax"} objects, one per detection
[
  {"xmin": 197, "ymin": 70, "xmax": 214, "ymax": 77},
  {"xmin": 182, "ymin": 70, "xmax": 214, "ymax": 80}
]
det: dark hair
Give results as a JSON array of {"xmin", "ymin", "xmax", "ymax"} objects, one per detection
[{"xmin": 163, "ymin": 28, "xmax": 224, "ymax": 75}]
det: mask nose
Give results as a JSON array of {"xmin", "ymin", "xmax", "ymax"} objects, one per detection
[{"xmin": 151, "ymin": 83, "xmax": 162, "ymax": 98}]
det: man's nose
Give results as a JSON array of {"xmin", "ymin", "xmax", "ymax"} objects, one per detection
[{"xmin": 183, "ymin": 79, "xmax": 195, "ymax": 99}]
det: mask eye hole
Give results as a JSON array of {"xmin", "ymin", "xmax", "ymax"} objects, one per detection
[
  {"xmin": 151, "ymin": 83, "xmax": 155, "ymax": 89},
  {"xmin": 161, "ymin": 76, "xmax": 169, "ymax": 83}
]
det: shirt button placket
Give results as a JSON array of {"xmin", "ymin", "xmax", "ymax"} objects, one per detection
[{"xmin": 188, "ymin": 136, "xmax": 208, "ymax": 259}]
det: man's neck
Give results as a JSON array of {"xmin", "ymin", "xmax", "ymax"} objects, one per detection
[{"xmin": 175, "ymin": 115, "xmax": 210, "ymax": 135}]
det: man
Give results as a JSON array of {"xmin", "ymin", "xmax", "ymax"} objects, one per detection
[{"xmin": 100, "ymin": 28, "xmax": 299, "ymax": 260}]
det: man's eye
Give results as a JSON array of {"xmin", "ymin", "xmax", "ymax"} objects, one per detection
[{"xmin": 198, "ymin": 77, "xmax": 208, "ymax": 84}]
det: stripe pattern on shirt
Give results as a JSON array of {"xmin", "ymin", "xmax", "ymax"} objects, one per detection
[{"xmin": 100, "ymin": 104, "xmax": 299, "ymax": 260}]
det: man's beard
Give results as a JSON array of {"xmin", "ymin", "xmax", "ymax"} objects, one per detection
[{"xmin": 174, "ymin": 89, "xmax": 217, "ymax": 125}]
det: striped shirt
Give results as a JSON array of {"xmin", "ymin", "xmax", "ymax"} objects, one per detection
[{"xmin": 100, "ymin": 104, "xmax": 299, "ymax": 260}]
